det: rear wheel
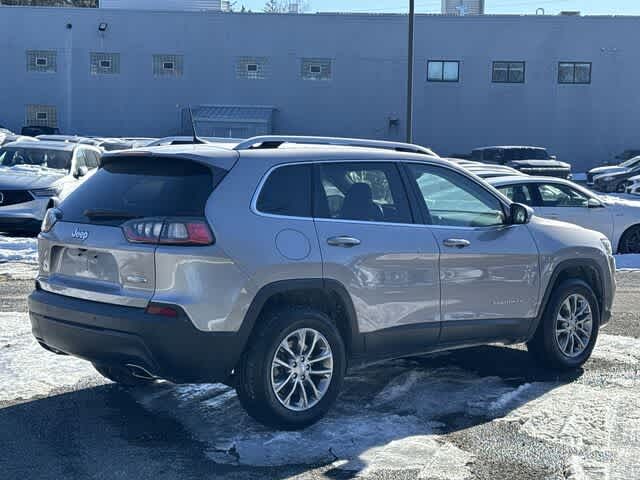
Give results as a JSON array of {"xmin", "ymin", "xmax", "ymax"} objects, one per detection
[
  {"xmin": 527, "ymin": 279, "xmax": 600, "ymax": 370},
  {"xmin": 619, "ymin": 225, "xmax": 640, "ymax": 254},
  {"xmin": 93, "ymin": 364, "xmax": 155, "ymax": 387},
  {"xmin": 235, "ymin": 306, "xmax": 346, "ymax": 429}
]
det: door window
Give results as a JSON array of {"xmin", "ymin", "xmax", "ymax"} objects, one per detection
[
  {"xmin": 496, "ymin": 183, "xmax": 536, "ymax": 206},
  {"xmin": 315, "ymin": 162, "xmax": 412, "ymax": 224},
  {"xmin": 83, "ymin": 149, "xmax": 99, "ymax": 169},
  {"xmin": 537, "ymin": 183, "xmax": 589, "ymax": 207},
  {"xmin": 407, "ymin": 164, "xmax": 505, "ymax": 227}
]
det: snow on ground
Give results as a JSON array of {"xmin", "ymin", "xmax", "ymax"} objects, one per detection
[
  {"xmin": 1, "ymin": 298, "xmax": 639, "ymax": 478},
  {"xmin": 128, "ymin": 334, "xmax": 640, "ymax": 478},
  {"xmin": 0, "ymin": 235, "xmax": 37, "ymax": 264},
  {"xmin": 0, "ymin": 311, "xmax": 99, "ymax": 403}
]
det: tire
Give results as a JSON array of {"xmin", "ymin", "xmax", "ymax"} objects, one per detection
[
  {"xmin": 527, "ymin": 279, "xmax": 600, "ymax": 370},
  {"xmin": 93, "ymin": 364, "xmax": 155, "ymax": 387},
  {"xmin": 235, "ymin": 306, "xmax": 346, "ymax": 429},
  {"xmin": 618, "ymin": 225, "xmax": 640, "ymax": 254}
]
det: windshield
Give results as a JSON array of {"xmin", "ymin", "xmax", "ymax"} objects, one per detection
[
  {"xmin": 502, "ymin": 148, "xmax": 550, "ymax": 161},
  {"xmin": 620, "ymin": 156, "xmax": 640, "ymax": 168},
  {"xmin": 0, "ymin": 147, "xmax": 72, "ymax": 170}
]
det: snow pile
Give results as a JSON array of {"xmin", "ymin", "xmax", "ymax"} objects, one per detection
[
  {"xmin": 0, "ymin": 235, "xmax": 37, "ymax": 264},
  {"xmin": 0, "ymin": 312, "xmax": 99, "ymax": 402}
]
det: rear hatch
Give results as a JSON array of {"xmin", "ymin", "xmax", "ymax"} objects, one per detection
[{"xmin": 37, "ymin": 154, "xmax": 230, "ymax": 307}]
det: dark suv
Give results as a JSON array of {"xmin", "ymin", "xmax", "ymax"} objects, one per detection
[{"xmin": 471, "ymin": 146, "xmax": 571, "ymax": 179}]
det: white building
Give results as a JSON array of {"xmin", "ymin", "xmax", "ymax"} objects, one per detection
[
  {"xmin": 441, "ymin": 0, "xmax": 484, "ymax": 15},
  {"xmin": 100, "ymin": 0, "xmax": 221, "ymax": 11}
]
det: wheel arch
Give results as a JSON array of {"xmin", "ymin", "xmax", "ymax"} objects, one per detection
[
  {"xmin": 237, "ymin": 278, "xmax": 363, "ymax": 360},
  {"xmin": 527, "ymin": 259, "xmax": 605, "ymax": 341},
  {"xmin": 617, "ymin": 223, "xmax": 640, "ymax": 254}
]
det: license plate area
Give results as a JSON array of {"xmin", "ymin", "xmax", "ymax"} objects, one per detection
[{"xmin": 53, "ymin": 247, "xmax": 119, "ymax": 284}]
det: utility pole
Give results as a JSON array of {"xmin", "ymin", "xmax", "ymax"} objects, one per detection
[{"xmin": 405, "ymin": 0, "xmax": 415, "ymax": 143}]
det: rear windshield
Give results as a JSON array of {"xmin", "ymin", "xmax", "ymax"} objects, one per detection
[
  {"xmin": 0, "ymin": 147, "xmax": 72, "ymax": 170},
  {"xmin": 60, "ymin": 156, "xmax": 226, "ymax": 225}
]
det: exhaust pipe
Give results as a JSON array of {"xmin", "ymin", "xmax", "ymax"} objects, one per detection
[{"xmin": 125, "ymin": 363, "xmax": 159, "ymax": 380}]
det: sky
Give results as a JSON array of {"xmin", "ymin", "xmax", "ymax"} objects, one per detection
[{"xmin": 239, "ymin": 0, "xmax": 640, "ymax": 15}]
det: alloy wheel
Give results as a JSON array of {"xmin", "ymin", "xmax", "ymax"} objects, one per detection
[
  {"xmin": 270, "ymin": 328, "xmax": 334, "ymax": 411},
  {"xmin": 555, "ymin": 293, "xmax": 593, "ymax": 358}
]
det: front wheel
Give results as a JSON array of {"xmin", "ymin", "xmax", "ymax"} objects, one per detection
[
  {"xmin": 527, "ymin": 279, "xmax": 600, "ymax": 370},
  {"xmin": 235, "ymin": 307, "xmax": 346, "ymax": 429},
  {"xmin": 619, "ymin": 225, "xmax": 640, "ymax": 254}
]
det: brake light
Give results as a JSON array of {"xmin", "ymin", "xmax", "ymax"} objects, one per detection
[{"xmin": 122, "ymin": 218, "xmax": 214, "ymax": 246}]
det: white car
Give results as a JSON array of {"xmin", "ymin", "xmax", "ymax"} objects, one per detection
[
  {"xmin": 488, "ymin": 175, "xmax": 640, "ymax": 254},
  {"xmin": 0, "ymin": 140, "xmax": 100, "ymax": 233}
]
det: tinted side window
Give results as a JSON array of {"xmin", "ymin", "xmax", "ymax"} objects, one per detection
[
  {"xmin": 315, "ymin": 162, "xmax": 411, "ymax": 224},
  {"xmin": 256, "ymin": 164, "xmax": 311, "ymax": 217},
  {"xmin": 408, "ymin": 164, "xmax": 505, "ymax": 227},
  {"xmin": 84, "ymin": 149, "xmax": 99, "ymax": 169}
]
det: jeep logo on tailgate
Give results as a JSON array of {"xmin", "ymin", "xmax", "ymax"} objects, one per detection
[{"xmin": 71, "ymin": 228, "xmax": 89, "ymax": 241}]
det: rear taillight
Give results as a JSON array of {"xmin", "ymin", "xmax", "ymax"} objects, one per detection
[
  {"xmin": 122, "ymin": 218, "xmax": 214, "ymax": 246},
  {"xmin": 41, "ymin": 208, "xmax": 62, "ymax": 233}
]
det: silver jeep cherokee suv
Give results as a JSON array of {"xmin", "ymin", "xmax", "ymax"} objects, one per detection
[{"xmin": 28, "ymin": 136, "xmax": 616, "ymax": 429}]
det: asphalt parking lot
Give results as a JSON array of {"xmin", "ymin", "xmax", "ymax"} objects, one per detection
[{"xmin": 1, "ymin": 265, "xmax": 639, "ymax": 480}]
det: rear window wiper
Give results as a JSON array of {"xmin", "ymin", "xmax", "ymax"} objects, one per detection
[{"xmin": 83, "ymin": 209, "xmax": 141, "ymax": 220}]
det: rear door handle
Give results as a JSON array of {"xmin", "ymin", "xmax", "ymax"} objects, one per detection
[
  {"xmin": 327, "ymin": 236, "xmax": 361, "ymax": 247},
  {"xmin": 443, "ymin": 238, "xmax": 471, "ymax": 249}
]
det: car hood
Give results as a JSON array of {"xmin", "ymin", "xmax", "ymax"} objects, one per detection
[
  {"xmin": 0, "ymin": 166, "xmax": 66, "ymax": 190},
  {"xmin": 600, "ymin": 194, "xmax": 640, "ymax": 209},
  {"xmin": 508, "ymin": 160, "xmax": 571, "ymax": 169},
  {"xmin": 588, "ymin": 165, "xmax": 628, "ymax": 177}
]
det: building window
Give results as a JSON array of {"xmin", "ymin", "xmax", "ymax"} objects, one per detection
[
  {"xmin": 26, "ymin": 50, "xmax": 56, "ymax": 73},
  {"xmin": 236, "ymin": 57, "xmax": 268, "ymax": 79},
  {"xmin": 26, "ymin": 105, "xmax": 57, "ymax": 128},
  {"xmin": 427, "ymin": 61, "xmax": 459, "ymax": 82},
  {"xmin": 558, "ymin": 62, "xmax": 591, "ymax": 84},
  {"xmin": 492, "ymin": 61, "xmax": 525, "ymax": 83},
  {"xmin": 301, "ymin": 58, "xmax": 332, "ymax": 81},
  {"xmin": 90, "ymin": 52, "xmax": 120, "ymax": 75},
  {"xmin": 153, "ymin": 54, "xmax": 183, "ymax": 76}
]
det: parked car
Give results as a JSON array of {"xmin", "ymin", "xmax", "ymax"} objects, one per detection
[
  {"xmin": 0, "ymin": 132, "xmax": 38, "ymax": 146},
  {"xmin": 471, "ymin": 146, "xmax": 571, "ymax": 179},
  {"xmin": 449, "ymin": 159, "xmax": 522, "ymax": 179},
  {"xmin": 488, "ymin": 175, "xmax": 640, "ymax": 253},
  {"xmin": 21, "ymin": 125, "xmax": 60, "ymax": 137},
  {"xmin": 29, "ymin": 136, "xmax": 615, "ymax": 429},
  {"xmin": 587, "ymin": 155, "xmax": 640, "ymax": 193},
  {"xmin": 0, "ymin": 140, "xmax": 100, "ymax": 233}
]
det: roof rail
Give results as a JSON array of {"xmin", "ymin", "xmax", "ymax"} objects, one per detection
[{"xmin": 233, "ymin": 135, "xmax": 437, "ymax": 156}]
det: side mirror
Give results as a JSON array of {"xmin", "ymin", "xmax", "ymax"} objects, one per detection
[
  {"xmin": 587, "ymin": 197, "xmax": 604, "ymax": 208},
  {"xmin": 510, "ymin": 203, "xmax": 532, "ymax": 225},
  {"xmin": 550, "ymin": 155, "xmax": 557, "ymax": 160},
  {"xmin": 75, "ymin": 166, "xmax": 88, "ymax": 178}
]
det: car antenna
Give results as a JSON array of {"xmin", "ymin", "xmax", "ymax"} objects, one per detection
[{"xmin": 188, "ymin": 106, "xmax": 206, "ymax": 144}]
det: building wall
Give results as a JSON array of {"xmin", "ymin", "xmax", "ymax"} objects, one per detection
[{"xmin": 0, "ymin": 7, "xmax": 637, "ymax": 170}]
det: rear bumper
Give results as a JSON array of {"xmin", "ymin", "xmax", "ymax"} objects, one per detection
[{"xmin": 28, "ymin": 288, "xmax": 245, "ymax": 384}]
